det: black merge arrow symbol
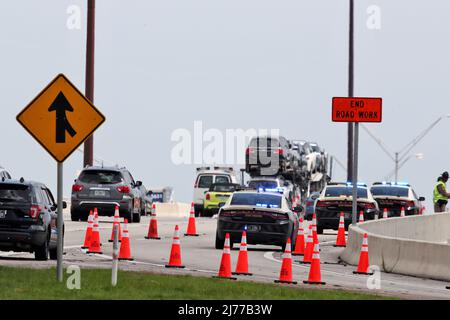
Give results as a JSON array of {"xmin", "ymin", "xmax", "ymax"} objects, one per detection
[{"xmin": 48, "ymin": 92, "xmax": 77, "ymax": 143}]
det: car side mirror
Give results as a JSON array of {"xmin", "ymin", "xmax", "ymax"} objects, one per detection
[
  {"xmin": 284, "ymin": 181, "xmax": 289, "ymax": 187},
  {"xmin": 63, "ymin": 201, "xmax": 67, "ymax": 209},
  {"xmin": 135, "ymin": 181, "xmax": 142, "ymax": 187},
  {"xmin": 293, "ymin": 205, "xmax": 303, "ymax": 213},
  {"xmin": 419, "ymin": 197, "xmax": 425, "ymax": 201}
]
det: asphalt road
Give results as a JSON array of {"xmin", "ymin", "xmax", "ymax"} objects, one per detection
[{"xmin": 1, "ymin": 213, "xmax": 450, "ymax": 299}]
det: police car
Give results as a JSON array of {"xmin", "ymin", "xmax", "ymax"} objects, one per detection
[
  {"xmin": 312, "ymin": 182, "xmax": 379, "ymax": 233},
  {"xmin": 215, "ymin": 188, "xmax": 301, "ymax": 251},
  {"xmin": 370, "ymin": 182, "xmax": 425, "ymax": 217}
]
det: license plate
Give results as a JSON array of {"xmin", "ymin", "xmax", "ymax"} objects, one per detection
[
  {"xmin": 94, "ymin": 190, "xmax": 106, "ymax": 197},
  {"xmin": 0, "ymin": 210, "xmax": 6, "ymax": 218},
  {"xmin": 247, "ymin": 225, "xmax": 260, "ymax": 232}
]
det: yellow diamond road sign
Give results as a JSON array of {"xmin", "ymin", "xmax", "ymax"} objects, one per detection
[{"xmin": 16, "ymin": 74, "xmax": 105, "ymax": 162}]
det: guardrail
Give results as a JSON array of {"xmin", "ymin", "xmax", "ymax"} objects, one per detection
[{"xmin": 340, "ymin": 213, "xmax": 450, "ymax": 282}]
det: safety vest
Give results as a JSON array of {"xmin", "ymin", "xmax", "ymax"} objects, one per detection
[{"xmin": 433, "ymin": 181, "xmax": 448, "ymax": 203}]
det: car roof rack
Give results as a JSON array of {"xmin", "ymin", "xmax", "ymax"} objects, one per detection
[
  {"xmin": 372, "ymin": 181, "xmax": 410, "ymax": 187},
  {"xmin": 327, "ymin": 181, "xmax": 367, "ymax": 187},
  {"xmin": 196, "ymin": 166, "xmax": 211, "ymax": 172}
]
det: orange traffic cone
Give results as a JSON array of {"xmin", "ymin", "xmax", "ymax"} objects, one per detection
[
  {"xmin": 213, "ymin": 233, "xmax": 237, "ymax": 280},
  {"xmin": 358, "ymin": 211, "xmax": 364, "ymax": 223},
  {"xmin": 383, "ymin": 208, "xmax": 388, "ymax": 219},
  {"xmin": 109, "ymin": 206, "xmax": 122, "ymax": 243},
  {"xmin": 311, "ymin": 213, "xmax": 319, "ymax": 245},
  {"xmin": 293, "ymin": 217, "xmax": 305, "ymax": 256},
  {"xmin": 145, "ymin": 203, "xmax": 161, "ymax": 240},
  {"xmin": 334, "ymin": 212, "xmax": 346, "ymax": 247},
  {"xmin": 87, "ymin": 220, "xmax": 102, "ymax": 254},
  {"xmin": 303, "ymin": 243, "xmax": 326, "ymax": 285},
  {"xmin": 165, "ymin": 225, "xmax": 185, "ymax": 268},
  {"xmin": 185, "ymin": 202, "xmax": 199, "ymax": 236},
  {"xmin": 301, "ymin": 225, "xmax": 314, "ymax": 264},
  {"xmin": 275, "ymin": 238, "xmax": 297, "ymax": 284},
  {"xmin": 400, "ymin": 207, "xmax": 405, "ymax": 217},
  {"xmin": 118, "ymin": 219, "xmax": 133, "ymax": 261},
  {"xmin": 233, "ymin": 231, "xmax": 252, "ymax": 276},
  {"xmin": 81, "ymin": 210, "xmax": 93, "ymax": 249},
  {"xmin": 353, "ymin": 233, "xmax": 373, "ymax": 275}
]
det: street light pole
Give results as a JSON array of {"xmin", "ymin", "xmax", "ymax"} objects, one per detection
[
  {"xmin": 83, "ymin": 0, "xmax": 95, "ymax": 168},
  {"xmin": 347, "ymin": 0, "xmax": 354, "ymax": 182},
  {"xmin": 395, "ymin": 152, "xmax": 399, "ymax": 183},
  {"xmin": 361, "ymin": 114, "xmax": 450, "ymax": 181}
]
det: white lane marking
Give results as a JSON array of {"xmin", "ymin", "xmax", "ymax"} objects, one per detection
[{"xmin": 264, "ymin": 251, "xmax": 450, "ymax": 294}]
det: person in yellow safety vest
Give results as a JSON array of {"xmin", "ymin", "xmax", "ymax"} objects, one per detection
[{"xmin": 434, "ymin": 172, "xmax": 450, "ymax": 213}]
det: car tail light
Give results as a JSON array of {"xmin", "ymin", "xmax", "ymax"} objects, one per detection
[
  {"xmin": 271, "ymin": 212, "xmax": 289, "ymax": 220},
  {"xmin": 316, "ymin": 201, "xmax": 327, "ymax": 207},
  {"xmin": 220, "ymin": 210, "xmax": 235, "ymax": 217},
  {"xmin": 29, "ymin": 205, "xmax": 41, "ymax": 219},
  {"xmin": 72, "ymin": 184, "xmax": 83, "ymax": 192},
  {"xmin": 405, "ymin": 201, "xmax": 415, "ymax": 209},
  {"xmin": 205, "ymin": 193, "xmax": 210, "ymax": 200},
  {"xmin": 306, "ymin": 200, "xmax": 314, "ymax": 207},
  {"xmin": 117, "ymin": 186, "xmax": 131, "ymax": 193},
  {"xmin": 274, "ymin": 148, "xmax": 284, "ymax": 155},
  {"xmin": 360, "ymin": 202, "xmax": 376, "ymax": 209}
]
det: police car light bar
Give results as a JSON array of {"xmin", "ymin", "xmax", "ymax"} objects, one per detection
[{"xmin": 257, "ymin": 187, "xmax": 285, "ymax": 194}]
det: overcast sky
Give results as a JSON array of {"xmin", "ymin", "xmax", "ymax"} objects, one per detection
[{"xmin": 2, "ymin": 0, "xmax": 450, "ymax": 209}]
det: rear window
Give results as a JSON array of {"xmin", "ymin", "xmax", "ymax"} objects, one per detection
[
  {"xmin": 215, "ymin": 175, "xmax": 230, "ymax": 184},
  {"xmin": 210, "ymin": 184, "xmax": 237, "ymax": 192},
  {"xmin": 198, "ymin": 175, "xmax": 213, "ymax": 188},
  {"xmin": 249, "ymin": 137, "xmax": 280, "ymax": 148},
  {"xmin": 248, "ymin": 180, "xmax": 278, "ymax": 190},
  {"xmin": 0, "ymin": 184, "xmax": 31, "ymax": 202},
  {"xmin": 310, "ymin": 144, "xmax": 320, "ymax": 152},
  {"xmin": 78, "ymin": 170, "xmax": 123, "ymax": 184},
  {"xmin": 230, "ymin": 193, "xmax": 282, "ymax": 208},
  {"xmin": 370, "ymin": 186, "xmax": 409, "ymax": 197},
  {"xmin": 324, "ymin": 187, "xmax": 368, "ymax": 199}
]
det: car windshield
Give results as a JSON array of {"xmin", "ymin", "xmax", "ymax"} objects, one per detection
[
  {"xmin": 78, "ymin": 170, "xmax": 123, "ymax": 184},
  {"xmin": 370, "ymin": 186, "xmax": 409, "ymax": 197},
  {"xmin": 230, "ymin": 193, "xmax": 282, "ymax": 208},
  {"xmin": 248, "ymin": 180, "xmax": 278, "ymax": 190},
  {"xmin": 0, "ymin": 184, "xmax": 31, "ymax": 202},
  {"xmin": 210, "ymin": 184, "xmax": 237, "ymax": 192},
  {"xmin": 324, "ymin": 187, "xmax": 368, "ymax": 199}
]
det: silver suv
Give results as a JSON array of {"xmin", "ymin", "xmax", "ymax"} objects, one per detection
[{"xmin": 70, "ymin": 166, "xmax": 143, "ymax": 223}]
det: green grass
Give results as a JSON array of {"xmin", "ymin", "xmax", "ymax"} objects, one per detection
[{"xmin": 0, "ymin": 266, "xmax": 393, "ymax": 300}]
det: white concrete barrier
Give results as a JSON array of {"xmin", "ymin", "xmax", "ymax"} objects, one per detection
[
  {"xmin": 340, "ymin": 213, "xmax": 450, "ymax": 281},
  {"xmin": 154, "ymin": 202, "xmax": 190, "ymax": 218}
]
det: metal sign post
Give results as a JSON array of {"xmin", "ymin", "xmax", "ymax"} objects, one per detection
[
  {"xmin": 57, "ymin": 162, "xmax": 64, "ymax": 282},
  {"xmin": 112, "ymin": 224, "xmax": 119, "ymax": 286},
  {"xmin": 331, "ymin": 97, "xmax": 382, "ymax": 225},
  {"xmin": 352, "ymin": 123, "xmax": 359, "ymax": 225}
]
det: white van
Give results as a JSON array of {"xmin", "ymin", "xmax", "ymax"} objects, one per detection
[{"xmin": 193, "ymin": 167, "xmax": 239, "ymax": 216}]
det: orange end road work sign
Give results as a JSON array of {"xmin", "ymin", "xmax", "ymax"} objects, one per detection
[
  {"xmin": 16, "ymin": 74, "xmax": 105, "ymax": 162},
  {"xmin": 332, "ymin": 97, "xmax": 382, "ymax": 123}
]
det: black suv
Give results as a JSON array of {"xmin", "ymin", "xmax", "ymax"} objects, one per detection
[
  {"xmin": 71, "ymin": 166, "xmax": 144, "ymax": 223},
  {"xmin": 0, "ymin": 179, "xmax": 64, "ymax": 260},
  {"xmin": 245, "ymin": 135, "xmax": 296, "ymax": 177}
]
